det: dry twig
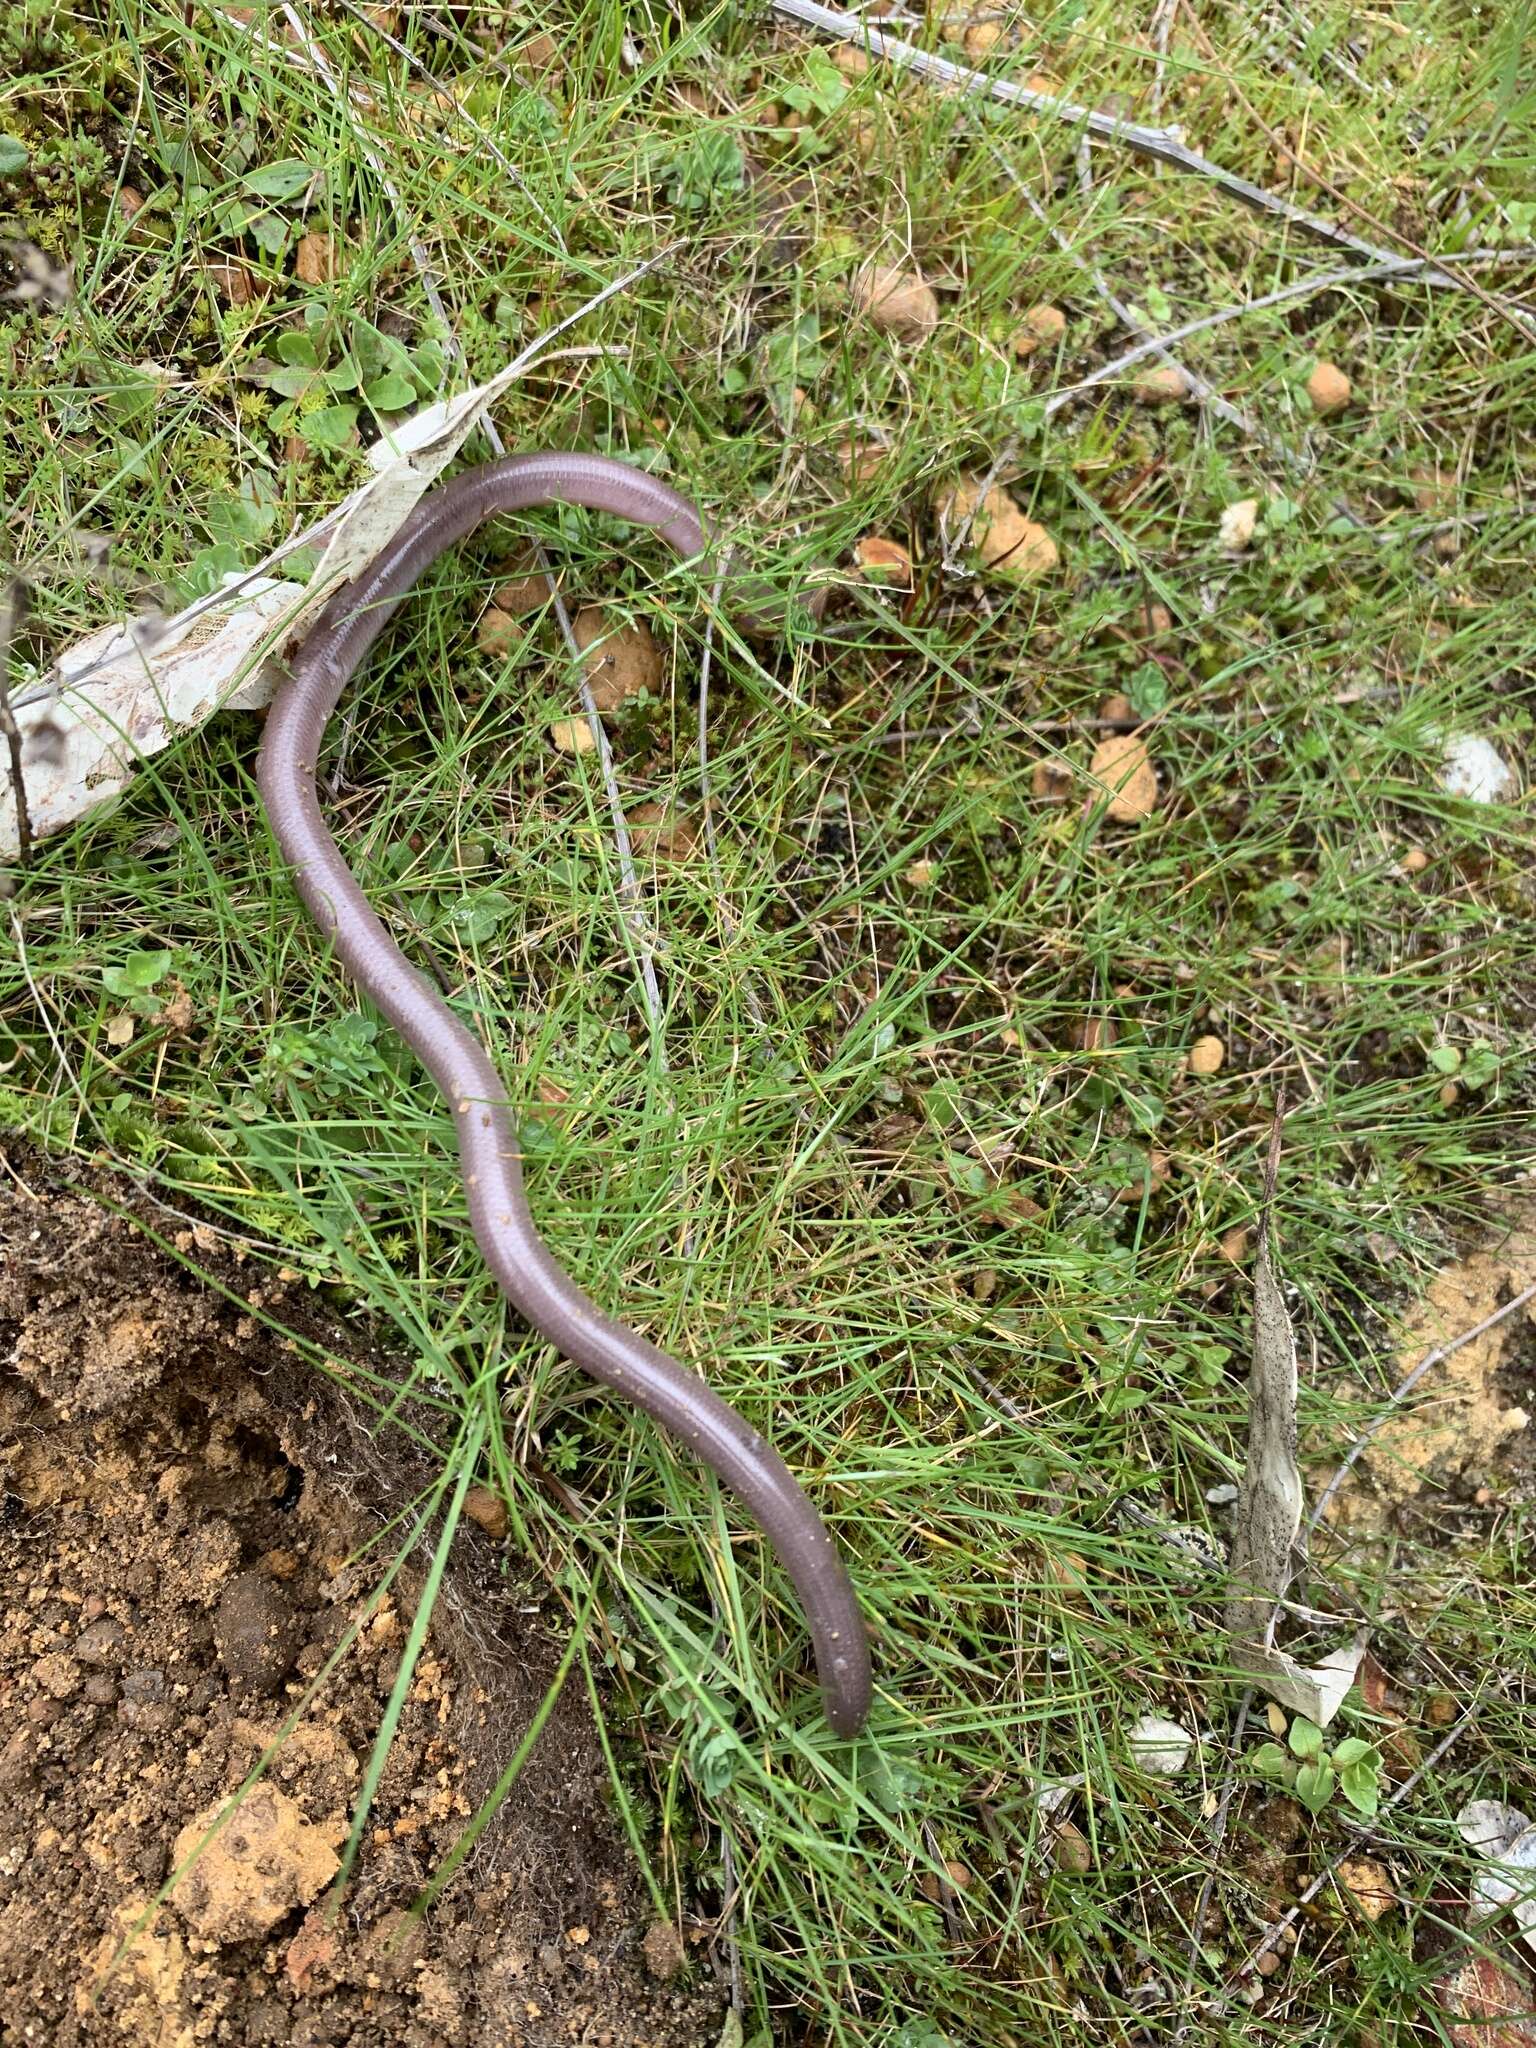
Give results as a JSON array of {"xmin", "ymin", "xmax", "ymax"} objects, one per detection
[{"xmin": 772, "ymin": 0, "xmax": 1520, "ymax": 283}]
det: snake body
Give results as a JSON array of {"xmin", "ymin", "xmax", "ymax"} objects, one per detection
[{"xmin": 257, "ymin": 454, "xmax": 871, "ymax": 1737}]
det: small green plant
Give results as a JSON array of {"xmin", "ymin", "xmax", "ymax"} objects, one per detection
[
  {"xmin": 101, "ymin": 947, "xmax": 173, "ymax": 1013},
  {"xmin": 1251, "ymin": 1716, "xmax": 1382, "ymax": 1817}
]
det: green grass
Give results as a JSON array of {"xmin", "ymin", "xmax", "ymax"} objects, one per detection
[{"xmin": 4, "ymin": 0, "xmax": 1536, "ymax": 2040}]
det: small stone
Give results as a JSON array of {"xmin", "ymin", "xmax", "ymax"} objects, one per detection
[
  {"xmin": 1050, "ymin": 1821, "xmax": 1093, "ymax": 1872},
  {"xmin": 1218, "ymin": 1225, "xmax": 1251, "ymax": 1265},
  {"xmin": 1220, "ymin": 497, "xmax": 1260, "ymax": 552},
  {"xmin": 491, "ymin": 553, "xmax": 551, "ymax": 617},
  {"xmin": 1306, "ymin": 360, "xmax": 1352, "ymax": 415},
  {"xmin": 1088, "ymin": 734, "xmax": 1157, "ymax": 822},
  {"xmin": 851, "ymin": 260, "xmax": 940, "ymax": 342},
  {"xmin": 1127, "ymin": 1713, "xmax": 1195, "ymax": 1776},
  {"xmin": 106, "ymin": 1011, "xmax": 135, "ymax": 1048},
  {"xmin": 214, "ymin": 1573, "xmax": 300, "ymax": 1698},
  {"xmin": 1187, "ymin": 1034, "xmax": 1225, "ymax": 1077},
  {"xmin": 1440, "ymin": 734, "xmax": 1517, "ymax": 803},
  {"xmin": 1339, "ymin": 1856, "xmax": 1395, "ymax": 1922},
  {"xmin": 1401, "ymin": 845, "xmax": 1429, "ymax": 874},
  {"xmin": 1134, "ymin": 363, "xmax": 1193, "ymax": 405},
  {"xmin": 962, "ymin": 19, "xmax": 1006, "ymax": 56},
  {"xmin": 32, "ymin": 1652, "xmax": 80, "ymax": 1701},
  {"xmin": 1255, "ymin": 1949, "xmax": 1282, "ymax": 1978},
  {"xmin": 116, "ymin": 185, "xmax": 145, "ymax": 223},
  {"xmin": 1099, "ymin": 693, "xmax": 1134, "ymax": 724},
  {"xmin": 73, "ymin": 1617, "xmax": 126, "ymax": 1667},
  {"xmin": 464, "ymin": 1485, "xmax": 508, "ymax": 1540},
  {"xmin": 1011, "ymin": 303, "xmax": 1067, "ymax": 358}
]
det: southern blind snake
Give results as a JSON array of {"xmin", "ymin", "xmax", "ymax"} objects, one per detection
[{"xmin": 257, "ymin": 453, "xmax": 872, "ymax": 1737}]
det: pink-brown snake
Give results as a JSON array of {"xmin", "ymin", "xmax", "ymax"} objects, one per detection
[{"xmin": 257, "ymin": 454, "xmax": 871, "ymax": 1736}]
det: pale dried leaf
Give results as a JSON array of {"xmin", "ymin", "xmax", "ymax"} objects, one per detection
[
  {"xmin": 1234, "ymin": 1640, "xmax": 1363, "ymax": 1726},
  {"xmin": 1226, "ymin": 1223, "xmax": 1304, "ymax": 1640},
  {"xmin": 0, "ymin": 579, "xmax": 305, "ymax": 859},
  {"xmin": 1458, "ymin": 1801, "xmax": 1531, "ymax": 1856}
]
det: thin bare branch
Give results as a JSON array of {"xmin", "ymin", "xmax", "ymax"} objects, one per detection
[
  {"xmin": 771, "ymin": 0, "xmax": 1518, "ymax": 282},
  {"xmin": 989, "ymin": 144, "xmax": 1300, "ymax": 469},
  {"xmin": 0, "ymin": 584, "xmax": 33, "ymax": 867},
  {"xmin": 1042, "ymin": 250, "xmax": 1535, "ymax": 419}
]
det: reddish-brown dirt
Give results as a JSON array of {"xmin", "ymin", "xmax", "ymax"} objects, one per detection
[{"xmin": 0, "ymin": 1167, "xmax": 723, "ymax": 2047}]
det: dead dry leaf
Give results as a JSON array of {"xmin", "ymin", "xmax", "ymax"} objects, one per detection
[
  {"xmin": 937, "ymin": 479, "xmax": 1059, "ymax": 584},
  {"xmin": 854, "ymin": 535, "xmax": 914, "ymax": 587},
  {"xmin": 106, "ymin": 1012, "xmax": 135, "ymax": 1049},
  {"xmin": 1236, "ymin": 1641, "xmax": 1364, "ymax": 1727},
  {"xmin": 627, "ymin": 802, "xmax": 698, "ymax": 861},
  {"xmin": 294, "ymin": 230, "xmax": 337, "ymax": 286}
]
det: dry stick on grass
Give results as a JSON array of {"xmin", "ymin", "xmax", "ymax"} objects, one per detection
[
  {"xmin": 1174, "ymin": 0, "xmax": 1536, "ymax": 345},
  {"xmin": 988, "ymin": 143, "xmax": 1296, "ymax": 469},
  {"xmin": 1148, "ymin": 0, "xmax": 1178, "ymax": 122},
  {"xmin": 287, "ymin": 4, "xmax": 674, "ymax": 1038},
  {"xmin": 329, "ymin": 0, "xmax": 566, "ymax": 250},
  {"xmin": 0, "ymin": 585, "xmax": 33, "ymax": 868},
  {"xmin": 1042, "ymin": 248, "xmax": 1536, "ymax": 421},
  {"xmin": 772, "ymin": 0, "xmax": 1513, "ymax": 282},
  {"xmin": 1307, "ymin": 1281, "xmax": 1536, "ymax": 1535}
]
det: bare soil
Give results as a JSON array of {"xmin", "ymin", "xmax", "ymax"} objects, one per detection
[{"xmin": 0, "ymin": 1164, "xmax": 723, "ymax": 2047}]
